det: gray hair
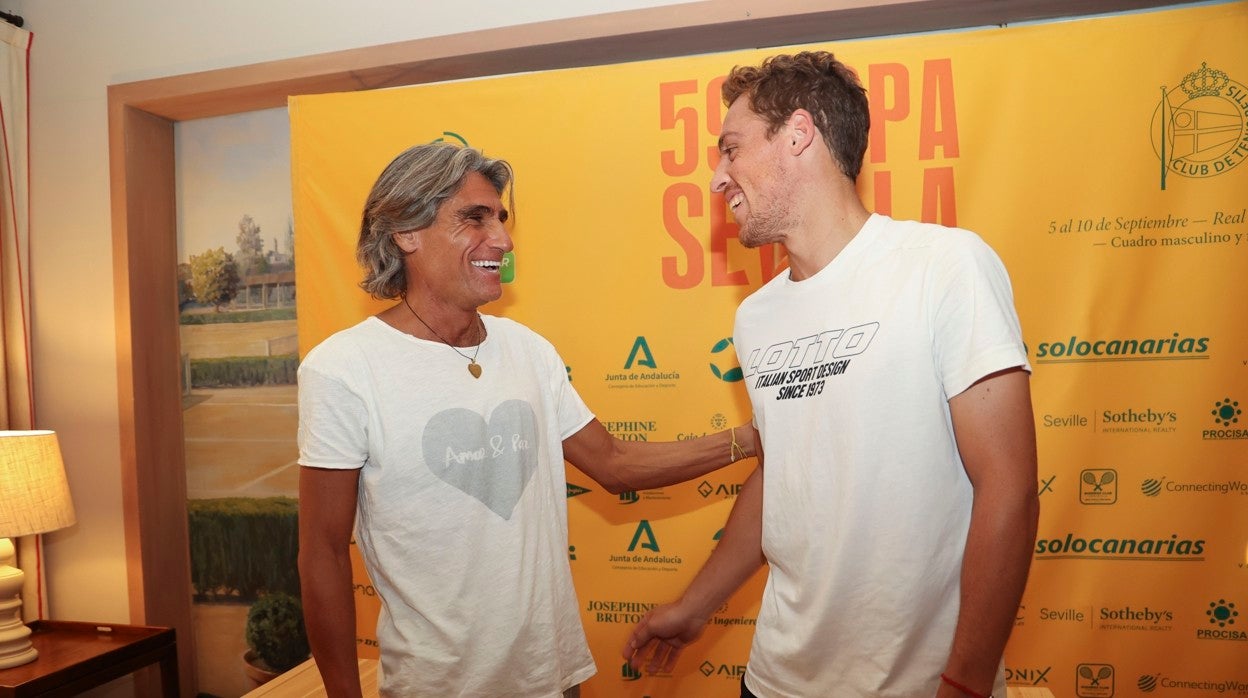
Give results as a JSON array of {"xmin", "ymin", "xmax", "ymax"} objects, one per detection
[{"xmin": 356, "ymin": 142, "xmax": 514, "ymax": 300}]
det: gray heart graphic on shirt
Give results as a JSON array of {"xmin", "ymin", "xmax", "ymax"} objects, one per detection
[{"xmin": 422, "ymin": 399, "xmax": 538, "ymax": 519}]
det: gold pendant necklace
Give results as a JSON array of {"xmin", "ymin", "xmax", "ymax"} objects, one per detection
[{"xmin": 402, "ymin": 295, "xmax": 484, "ymax": 378}]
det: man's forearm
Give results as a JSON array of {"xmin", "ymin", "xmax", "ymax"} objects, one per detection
[
  {"xmin": 676, "ymin": 465, "xmax": 766, "ymax": 617},
  {"xmin": 565, "ymin": 420, "xmax": 757, "ymax": 493},
  {"xmin": 942, "ymin": 488, "xmax": 1038, "ymax": 694},
  {"xmin": 299, "ymin": 550, "xmax": 364, "ymax": 698},
  {"xmin": 618, "ymin": 424, "xmax": 756, "ymax": 491},
  {"xmin": 624, "ymin": 465, "xmax": 767, "ymax": 674}
]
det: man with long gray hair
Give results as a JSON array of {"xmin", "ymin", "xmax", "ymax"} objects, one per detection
[{"xmin": 297, "ymin": 142, "xmax": 756, "ymax": 697}]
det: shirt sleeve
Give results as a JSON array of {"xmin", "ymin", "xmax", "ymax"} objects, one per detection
[
  {"xmin": 546, "ymin": 344, "xmax": 595, "ymax": 440},
  {"xmin": 297, "ymin": 361, "xmax": 370, "ymax": 470},
  {"xmin": 931, "ymin": 232, "xmax": 1031, "ymax": 398}
]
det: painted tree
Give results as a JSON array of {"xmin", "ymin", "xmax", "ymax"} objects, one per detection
[
  {"xmin": 190, "ymin": 246, "xmax": 241, "ymax": 311},
  {"xmin": 176, "ymin": 262, "xmax": 194, "ymax": 311},
  {"xmin": 236, "ymin": 214, "xmax": 269, "ymax": 277},
  {"xmin": 284, "ymin": 219, "xmax": 295, "ymax": 270}
]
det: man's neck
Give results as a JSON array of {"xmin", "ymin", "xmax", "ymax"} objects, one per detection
[
  {"xmin": 783, "ymin": 191, "xmax": 871, "ymax": 281},
  {"xmin": 382, "ymin": 293, "xmax": 482, "ymax": 346}
]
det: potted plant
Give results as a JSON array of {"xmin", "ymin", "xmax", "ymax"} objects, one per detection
[{"xmin": 242, "ymin": 592, "xmax": 311, "ymax": 686}]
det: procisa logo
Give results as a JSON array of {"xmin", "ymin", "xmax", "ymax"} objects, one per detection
[
  {"xmin": 1197, "ymin": 598, "xmax": 1245, "ymax": 641},
  {"xmin": 708, "ymin": 337, "xmax": 743, "ymax": 382},
  {"xmin": 566, "ymin": 483, "xmax": 592, "ymax": 499},
  {"xmin": 1079, "ymin": 469, "xmax": 1117, "ymax": 505},
  {"xmin": 1204, "ymin": 396, "xmax": 1248, "ymax": 440},
  {"xmin": 1151, "ymin": 62, "xmax": 1248, "ymax": 188},
  {"xmin": 1075, "ymin": 663, "xmax": 1115, "ymax": 697},
  {"xmin": 1212, "ymin": 397, "xmax": 1242, "ymax": 425}
]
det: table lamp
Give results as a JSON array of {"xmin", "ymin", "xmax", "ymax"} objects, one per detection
[{"xmin": 0, "ymin": 430, "xmax": 76, "ymax": 669}]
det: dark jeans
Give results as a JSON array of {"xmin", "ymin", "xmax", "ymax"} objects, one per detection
[{"xmin": 741, "ymin": 677, "xmax": 759, "ymax": 698}]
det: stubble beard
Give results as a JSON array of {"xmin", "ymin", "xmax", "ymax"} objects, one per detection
[{"xmin": 734, "ymin": 154, "xmax": 793, "ymax": 249}]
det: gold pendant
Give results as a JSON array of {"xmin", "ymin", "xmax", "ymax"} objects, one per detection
[{"xmin": 468, "ymin": 362, "xmax": 482, "ymax": 379}]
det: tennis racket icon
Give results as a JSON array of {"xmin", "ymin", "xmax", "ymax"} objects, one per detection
[
  {"xmin": 1082, "ymin": 471, "xmax": 1115, "ymax": 492},
  {"xmin": 1079, "ymin": 665, "xmax": 1112, "ymax": 687}
]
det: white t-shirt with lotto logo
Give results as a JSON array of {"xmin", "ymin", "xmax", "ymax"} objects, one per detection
[
  {"xmin": 735, "ymin": 214, "xmax": 1028, "ymax": 698},
  {"xmin": 298, "ymin": 315, "xmax": 596, "ymax": 697}
]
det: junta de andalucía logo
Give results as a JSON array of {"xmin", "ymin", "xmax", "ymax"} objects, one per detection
[{"xmin": 1152, "ymin": 62, "xmax": 1248, "ymax": 189}]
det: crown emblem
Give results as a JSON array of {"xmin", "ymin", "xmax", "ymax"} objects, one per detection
[{"xmin": 1179, "ymin": 62, "xmax": 1229, "ymax": 98}]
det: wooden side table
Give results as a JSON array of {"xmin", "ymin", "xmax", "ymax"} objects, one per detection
[{"xmin": 0, "ymin": 620, "xmax": 178, "ymax": 697}]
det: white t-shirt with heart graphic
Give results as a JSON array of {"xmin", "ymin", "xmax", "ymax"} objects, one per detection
[{"xmin": 299, "ymin": 315, "xmax": 596, "ymax": 697}]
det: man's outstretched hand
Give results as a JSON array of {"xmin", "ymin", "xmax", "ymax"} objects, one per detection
[{"xmin": 621, "ymin": 602, "xmax": 709, "ymax": 675}]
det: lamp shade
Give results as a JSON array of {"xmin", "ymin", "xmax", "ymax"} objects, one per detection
[{"xmin": 0, "ymin": 430, "xmax": 76, "ymax": 537}]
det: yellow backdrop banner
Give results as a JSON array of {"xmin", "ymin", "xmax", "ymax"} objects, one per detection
[{"xmin": 292, "ymin": 3, "xmax": 1248, "ymax": 695}]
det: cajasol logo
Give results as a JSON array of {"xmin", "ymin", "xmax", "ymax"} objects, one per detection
[
  {"xmin": 1032, "ymin": 332, "xmax": 1209, "ymax": 363},
  {"xmin": 708, "ymin": 337, "xmax": 743, "ymax": 382},
  {"xmin": 1204, "ymin": 396, "xmax": 1247, "ymax": 440}
]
